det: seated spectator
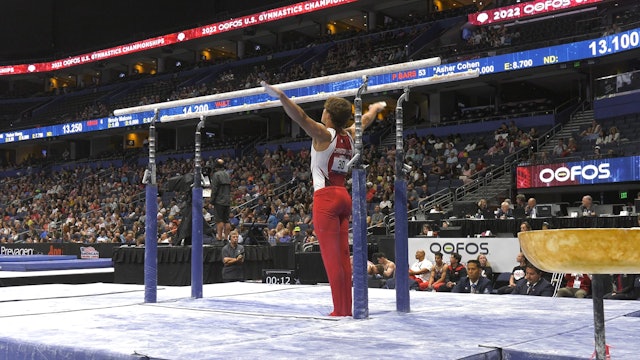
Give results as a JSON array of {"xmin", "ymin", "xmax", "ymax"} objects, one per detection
[
  {"xmin": 407, "ymin": 183, "xmax": 420, "ymax": 210},
  {"xmin": 511, "ymin": 263, "xmax": 554, "ymax": 296},
  {"xmin": 408, "ymin": 249, "xmax": 433, "ymax": 291},
  {"xmin": 427, "ymin": 251, "xmax": 448, "ymax": 291},
  {"xmin": 434, "ymin": 252, "xmax": 466, "ymax": 292},
  {"xmin": 422, "ymin": 151, "xmax": 435, "ymax": 167},
  {"xmin": 494, "ymin": 122, "xmax": 509, "ymax": 137},
  {"xmin": 580, "ymin": 120, "xmax": 601, "ymax": 141},
  {"xmin": 445, "ymin": 151, "xmax": 459, "ymax": 166},
  {"xmin": 508, "ymin": 120, "xmax": 519, "ymax": 138},
  {"xmin": 443, "ymin": 143, "xmax": 458, "ymax": 158},
  {"xmin": 433, "ymin": 137, "xmax": 445, "ymax": 151},
  {"xmin": 365, "ymin": 181, "xmax": 378, "ymax": 203},
  {"xmin": 556, "ymin": 273, "xmax": 591, "ymax": 298},
  {"xmin": 495, "ymin": 252, "xmax": 527, "ymax": 294},
  {"xmin": 594, "ymin": 129, "xmax": 607, "ymax": 146},
  {"xmin": 379, "ymin": 194, "xmax": 393, "ymax": 215},
  {"xmin": 605, "ymin": 126, "xmax": 620, "ymax": 144},
  {"xmin": 373, "ymin": 252, "xmax": 396, "ymax": 280},
  {"xmin": 464, "ymin": 138, "xmax": 478, "ymax": 153},
  {"xmin": 516, "ymin": 130, "xmax": 532, "ymax": 148},
  {"xmin": 524, "ymin": 197, "xmax": 537, "ymax": 218},
  {"xmin": 367, "ymin": 263, "xmax": 386, "ymax": 288},
  {"xmin": 485, "ymin": 141, "xmax": 504, "ymax": 156},
  {"xmin": 477, "ymin": 254, "xmax": 493, "ymax": 279},
  {"xmin": 513, "ymin": 193, "xmax": 526, "ymax": 210},
  {"xmin": 291, "ymin": 226, "xmax": 304, "ymax": 243},
  {"xmin": 369, "ymin": 205, "xmax": 385, "ymax": 227},
  {"xmin": 476, "ymin": 198, "xmax": 494, "ymax": 219},
  {"xmin": 475, "ymin": 158, "xmax": 487, "ymax": 172},
  {"xmin": 604, "ymin": 274, "xmax": 640, "ymax": 300},
  {"xmin": 459, "ymin": 162, "xmax": 476, "ymax": 185},
  {"xmin": 416, "ymin": 184, "xmax": 431, "ymax": 201},
  {"xmin": 302, "ymin": 228, "xmax": 316, "ymax": 244},
  {"xmin": 578, "ymin": 195, "xmax": 597, "ymax": 217},
  {"xmin": 419, "ymin": 223, "xmax": 435, "ymax": 236},
  {"xmin": 562, "ymin": 137, "xmax": 578, "ymax": 157},
  {"xmin": 496, "ymin": 201, "xmax": 514, "ymax": 219},
  {"xmin": 535, "ymin": 151, "xmax": 550, "ymax": 164},
  {"xmin": 452, "ymin": 259, "xmax": 493, "ymax": 294},
  {"xmin": 277, "ymin": 228, "xmax": 292, "ymax": 244},
  {"xmin": 267, "ymin": 229, "xmax": 277, "ymax": 246},
  {"xmin": 430, "ymin": 162, "xmax": 444, "ymax": 176},
  {"xmin": 274, "ymin": 222, "xmax": 286, "ymax": 238},
  {"xmin": 552, "ymin": 138, "xmax": 567, "ymax": 157},
  {"xmin": 519, "ymin": 221, "xmax": 532, "ymax": 232}
]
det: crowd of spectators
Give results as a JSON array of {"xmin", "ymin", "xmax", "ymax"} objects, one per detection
[
  {"xmin": 1, "ymin": 114, "xmax": 543, "ymax": 246},
  {"xmin": 0, "ymin": 148, "xmax": 306, "ymax": 245},
  {"xmin": 3, "ymin": 1, "xmax": 640, "ymax": 247}
]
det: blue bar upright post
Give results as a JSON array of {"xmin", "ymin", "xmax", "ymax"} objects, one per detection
[
  {"xmin": 144, "ymin": 110, "xmax": 159, "ymax": 303},
  {"xmin": 591, "ymin": 274, "xmax": 608, "ymax": 360},
  {"xmin": 394, "ymin": 88, "xmax": 410, "ymax": 313},
  {"xmin": 351, "ymin": 76, "xmax": 370, "ymax": 320},
  {"xmin": 191, "ymin": 116, "xmax": 205, "ymax": 299}
]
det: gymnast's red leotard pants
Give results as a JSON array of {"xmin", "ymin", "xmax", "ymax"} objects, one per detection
[{"xmin": 312, "ymin": 186, "xmax": 352, "ymax": 316}]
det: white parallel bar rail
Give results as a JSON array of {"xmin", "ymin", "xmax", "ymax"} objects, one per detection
[
  {"xmin": 114, "ymin": 58, "xmax": 443, "ymax": 119},
  {"xmin": 160, "ymin": 70, "xmax": 478, "ymax": 123}
]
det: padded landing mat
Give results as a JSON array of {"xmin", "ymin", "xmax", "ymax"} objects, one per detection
[
  {"xmin": 1, "ymin": 283, "xmax": 639, "ymax": 359},
  {"xmin": 0, "ymin": 258, "xmax": 113, "ymax": 271},
  {"xmin": 0, "ymin": 255, "xmax": 77, "ymax": 262}
]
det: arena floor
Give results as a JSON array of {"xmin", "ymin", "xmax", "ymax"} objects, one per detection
[{"xmin": 0, "ymin": 282, "xmax": 639, "ymax": 359}]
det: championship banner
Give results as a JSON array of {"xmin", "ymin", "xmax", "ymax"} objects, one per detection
[
  {"xmin": 0, "ymin": 0, "xmax": 357, "ymax": 76},
  {"xmin": 468, "ymin": 0, "xmax": 602, "ymax": 26}
]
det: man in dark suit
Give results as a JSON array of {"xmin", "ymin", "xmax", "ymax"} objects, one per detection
[
  {"xmin": 452, "ymin": 259, "xmax": 493, "ymax": 294},
  {"xmin": 511, "ymin": 263, "xmax": 554, "ymax": 296},
  {"xmin": 496, "ymin": 201, "xmax": 514, "ymax": 219}
]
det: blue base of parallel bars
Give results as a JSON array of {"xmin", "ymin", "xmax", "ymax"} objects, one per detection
[
  {"xmin": 191, "ymin": 187, "xmax": 204, "ymax": 299},
  {"xmin": 394, "ymin": 179, "xmax": 410, "ymax": 313},
  {"xmin": 144, "ymin": 184, "xmax": 158, "ymax": 303},
  {"xmin": 352, "ymin": 168, "xmax": 369, "ymax": 319}
]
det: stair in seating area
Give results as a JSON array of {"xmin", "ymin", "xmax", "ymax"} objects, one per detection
[
  {"xmin": 457, "ymin": 173, "xmax": 513, "ymax": 207},
  {"xmin": 539, "ymin": 109, "xmax": 594, "ymax": 154},
  {"xmin": 378, "ymin": 131, "xmax": 396, "ymax": 153}
]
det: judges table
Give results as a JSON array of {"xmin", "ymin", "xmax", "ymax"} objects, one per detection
[
  {"xmin": 409, "ymin": 216, "xmax": 638, "ymax": 237},
  {"xmin": 112, "ymin": 242, "xmax": 386, "ymax": 286},
  {"xmin": 112, "ymin": 245, "xmax": 274, "ymax": 286}
]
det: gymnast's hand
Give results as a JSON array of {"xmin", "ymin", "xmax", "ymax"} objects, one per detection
[
  {"xmin": 261, "ymin": 81, "xmax": 282, "ymax": 98},
  {"xmin": 369, "ymin": 101, "xmax": 387, "ymax": 113}
]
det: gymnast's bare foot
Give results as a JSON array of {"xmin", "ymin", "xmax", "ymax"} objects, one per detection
[{"xmin": 329, "ymin": 311, "xmax": 352, "ymax": 317}]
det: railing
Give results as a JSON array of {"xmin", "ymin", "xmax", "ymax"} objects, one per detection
[
  {"xmin": 529, "ymin": 99, "xmax": 580, "ymax": 156},
  {"xmin": 379, "ymin": 122, "xmax": 566, "ymax": 235},
  {"xmin": 594, "ymin": 68, "xmax": 640, "ymax": 100},
  {"xmin": 381, "ymin": 185, "xmax": 452, "ymax": 235},
  {"xmin": 240, "ymin": 135, "xmax": 265, "ymax": 158},
  {"xmin": 6, "ymin": 229, "xmax": 32, "ymax": 243},
  {"xmin": 206, "ymin": 175, "xmax": 300, "ymax": 230}
]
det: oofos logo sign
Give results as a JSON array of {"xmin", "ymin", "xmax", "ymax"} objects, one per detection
[
  {"xmin": 523, "ymin": 0, "xmax": 571, "ymax": 14},
  {"xmin": 539, "ymin": 163, "xmax": 611, "ymax": 183}
]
